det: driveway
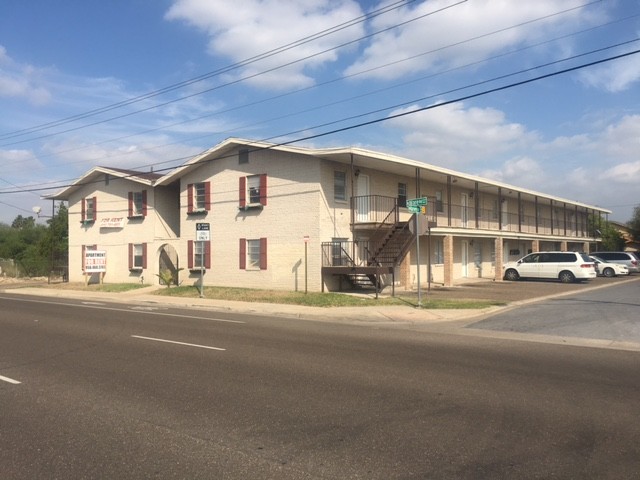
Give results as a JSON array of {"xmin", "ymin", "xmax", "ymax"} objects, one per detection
[{"xmin": 465, "ymin": 276, "xmax": 640, "ymax": 346}]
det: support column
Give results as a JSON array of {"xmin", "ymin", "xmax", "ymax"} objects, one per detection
[
  {"xmin": 560, "ymin": 241, "xmax": 568, "ymax": 252},
  {"xmin": 531, "ymin": 239, "xmax": 540, "ymax": 253},
  {"xmin": 443, "ymin": 235, "xmax": 454, "ymax": 287},
  {"xmin": 494, "ymin": 237, "xmax": 504, "ymax": 282},
  {"xmin": 583, "ymin": 241, "xmax": 589, "ymax": 253}
]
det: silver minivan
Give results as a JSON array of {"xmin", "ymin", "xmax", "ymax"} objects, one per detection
[
  {"xmin": 503, "ymin": 251, "xmax": 596, "ymax": 283},
  {"xmin": 589, "ymin": 252, "xmax": 639, "ymax": 274}
]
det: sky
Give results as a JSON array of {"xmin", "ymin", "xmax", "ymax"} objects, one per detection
[{"xmin": 1, "ymin": 0, "xmax": 639, "ymax": 225}]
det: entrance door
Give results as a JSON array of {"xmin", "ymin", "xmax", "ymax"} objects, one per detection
[
  {"xmin": 356, "ymin": 174, "xmax": 370, "ymax": 222},
  {"xmin": 461, "ymin": 193, "xmax": 469, "ymax": 228},
  {"xmin": 461, "ymin": 240, "xmax": 469, "ymax": 277}
]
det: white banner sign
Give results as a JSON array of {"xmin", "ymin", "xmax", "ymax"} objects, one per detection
[
  {"xmin": 85, "ymin": 250, "xmax": 107, "ymax": 273},
  {"xmin": 100, "ymin": 217, "xmax": 125, "ymax": 228}
]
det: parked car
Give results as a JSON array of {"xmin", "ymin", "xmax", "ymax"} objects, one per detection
[
  {"xmin": 503, "ymin": 251, "xmax": 596, "ymax": 283},
  {"xmin": 589, "ymin": 255, "xmax": 629, "ymax": 277},
  {"xmin": 589, "ymin": 252, "xmax": 639, "ymax": 273}
]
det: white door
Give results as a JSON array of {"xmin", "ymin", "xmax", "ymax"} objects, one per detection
[
  {"xmin": 461, "ymin": 240, "xmax": 469, "ymax": 277},
  {"xmin": 357, "ymin": 174, "xmax": 370, "ymax": 222},
  {"xmin": 461, "ymin": 193, "xmax": 468, "ymax": 228},
  {"xmin": 501, "ymin": 200, "xmax": 509, "ymax": 229}
]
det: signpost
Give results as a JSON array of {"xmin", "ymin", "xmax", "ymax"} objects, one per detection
[
  {"xmin": 303, "ymin": 235, "xmax": 309, "ymax": 294},
  {"xmin": 406, "ymin": 198, "xmax": 428, "ymax": 307},
  {"xmin": 84, "ymin": 250, "xmax": 106, "ymax": 285},
  {"xmin": 196, "ymin": 223, "xmax": 210, "ymax": 298}
]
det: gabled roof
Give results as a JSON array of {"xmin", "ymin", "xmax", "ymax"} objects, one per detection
[
  {"xmin": 155, "ymin": 137, "xmax": 611, "ymax": 214},
  {"xmin": 49, "ymin": 166, "xmax": 160, "ymax": 200}
]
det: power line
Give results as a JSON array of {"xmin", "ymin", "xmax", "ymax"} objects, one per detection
[
  {"xmin": 0, "ymin": 0, "xmax": 603, "ymax": 157},
  {"xmin": 2, "ymin": 45, "xmax": 637, "ymax": 196},
  {"xmin": 0, "ymin": 0, "xmax": 423, "ymax": 142}
]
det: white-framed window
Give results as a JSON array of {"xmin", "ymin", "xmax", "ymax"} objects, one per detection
[
  {"xmin": 239, "ymin": 238, "xmax": 267, "ymax": 270},
  {"xmin": 187, "ymin": 182, "xmax": 211, "ymax": 213},
  {"xmin": 239, "ymin": 174, "xmax": 267, "ymax": 208},
  {"xmin": 82, "ymin": 197, "xmax": 96, "ymax": 223},
  {"xmin": 248, "ymin": 175, "xmax": 261, "ymax": 204},
  {"xmin": 247, "ymin": 239, "xmax": 261, "ymax": 269},
  {"xmin": 128, "ymin": 190, "xmax": 147, "ymax": 218},
  {"xmin": 188, "ymin": 240, "xmax": 211, "ymax": 269},
  {"xmin": 334, "ymin": 171, "xmax": 346, "ymax": 201},
  {"xmin": 128, "ymin": 243, "xmax": 147, "ymax": 270}
]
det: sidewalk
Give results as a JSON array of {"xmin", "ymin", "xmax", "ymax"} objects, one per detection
[{"xmin": 4, "ymin": 276, "xmax": 637, "ymax": 326}]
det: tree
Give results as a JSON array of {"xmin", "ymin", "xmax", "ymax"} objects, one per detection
[
  {"xmin": 11, "ymin": 215, "xmax": 36, "ymax": 229},
  {"xmin": 589, "ymin": 215, "xmax": 625, "ymax": 251},
  {"xmin": 628, "ymin": 206, "xmax": 640, "ymax": 243}
]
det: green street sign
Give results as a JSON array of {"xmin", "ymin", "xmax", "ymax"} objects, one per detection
[
  {"xmin": 406, "ymin": 197, "xmax": 428, "ymax": 208},
  {"xmin": 407, "ymin": 205, "xmax": 421, "ymax": 213}
]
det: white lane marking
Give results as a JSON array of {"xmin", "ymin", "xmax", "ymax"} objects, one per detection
[
  {"xmin": 0, "ymin": 295, "xmax": 245, "ymax": 324},
  {"xmin": 131, "ymin": 335, "xmax": 226, "ymax": 351},
  {"xmin": 82, "ymin": 301, "xmax": 106, "ymax": 306},
  {"xmin": 0, "ymin": 375, "xmax": 21, "ymax": 385}
]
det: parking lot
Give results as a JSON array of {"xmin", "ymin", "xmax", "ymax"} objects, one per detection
[{"xmin": 411, "ymin": 274, "xmax": 638, "ymax": 304}]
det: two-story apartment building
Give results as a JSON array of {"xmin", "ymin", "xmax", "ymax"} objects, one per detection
[{"xmin": 52, "ymin": 138, "xmax": 609, "ymax": 291}]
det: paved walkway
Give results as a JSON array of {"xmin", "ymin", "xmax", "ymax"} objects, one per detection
[{"xmin": 3, "ymin": 276, "xmax": 638, "ymax": 327}]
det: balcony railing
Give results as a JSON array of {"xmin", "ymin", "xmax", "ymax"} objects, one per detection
[{"xmin": 351, "ymin": 195, "xmax": 398, "ymax": 226}]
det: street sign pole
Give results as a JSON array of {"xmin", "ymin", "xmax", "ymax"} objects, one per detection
[
  {"xmin": 196, "ymin": 223, "xmax": 210, "ymax": 299},
  {"xmin": 406, "ymin": 198, "xmax": 428, "ymax": 308},
  {"xmin": 415, "ymin": 214, "xmax": 421, "ymax": 307}
]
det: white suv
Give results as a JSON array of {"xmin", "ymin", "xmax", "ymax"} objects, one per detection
[{"xmin": 503, "ymin": 251, "xmax": 596, "ymax": 283}]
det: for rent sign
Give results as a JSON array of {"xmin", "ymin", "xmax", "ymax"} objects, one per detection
[{"xmin": 85, "ymin": 250, "xmax": 107, "ymax": 273}]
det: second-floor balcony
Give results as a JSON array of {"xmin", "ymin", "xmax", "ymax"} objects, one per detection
[{"xmin": 350, "ymin": 195, "xmax": 595, "ymax": 239}]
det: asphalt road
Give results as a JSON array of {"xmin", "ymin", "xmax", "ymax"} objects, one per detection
[
  {"xmin": 469, "ymin": 279, "xmax": 640, "ymax": 343},
  {"xmin": 1, "ymin": 293, "xmax": 639, "ymax": 479}
]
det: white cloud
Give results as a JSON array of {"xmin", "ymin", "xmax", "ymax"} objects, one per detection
[
  {"xmin": 165, "ymin": 0, "xmax": 365, "ymax": 90},
  {"xmin": 0, "ymin": 45, "xmax": 52, "ymax": 105},
  {"xmin": 344, "ymin": 0, "xmax": 597, "ymax": 80},
  {"xmin": 386, "ymin": 101, "xmax": 534, "ymax": 168},
  {"xmin": 579, "ymin": 54, "xmax": 640, "ymax": 93}
]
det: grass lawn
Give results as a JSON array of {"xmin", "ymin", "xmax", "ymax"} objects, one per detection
[{"xmin": 153, "ymin": 285, "xmax": 505, "ymax": 309}]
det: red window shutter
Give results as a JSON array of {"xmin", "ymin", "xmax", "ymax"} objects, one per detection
[
  {"xmin": 204, "ymin": 241, "xmax": 211, "ymax": 269},
  {"xmin": 81, "ymin": 199, "xmax": 86, "ymax": 222},
  {"xmin": 142, "ymin": 243, "xmax": 147, "ymax": 269},
  {"xmin": 82, "ymin": 245, "xmax": 86, "ymax": 270},
  {"xmin": 128, "ymin": 243, "xmax": 134, "ymax": 269},
  {"xmin": 260, "ymin": 237, "xmax": 267, "ymax": 270},
  {"xmin": 128, "ymin": 192, "xmax": 133, "ymax": 217},
  {"xmin": 260, "ymin": 174, "xmax": 267, "ymax": 206},
  {"xmin": 142, "ymin": 190, "xmax": 148, "ymax": 217},
  {"xmin": 239, "ymin": 177, "xmax": 246, "ymax": 208},
  {"xmin": 204, "ymin": 182, "xmax": 211, "ymax": 211},
  {"xmin": 187, "ymin": 184, "xmax": 194, "ymax": 213},
  {"xmin": 239, "ymin": 238, "xmax": 246, "ymax": 269},
  {"xmin": 92, "ymin": 197, "xmax": 97, "ymax": 221},
  {"xmin": 188, "ymin": 240, "xmax": 194, "ymax": 269}
]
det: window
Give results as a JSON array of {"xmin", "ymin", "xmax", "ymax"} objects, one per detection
[
  {"xmin": 334, "ymin": 171, "xmax": 346, "ymax": 201},
  {"xmin": 81, "ymin": 197, "xmax": 97, "ymax": 223},
  {"xmin": 239, "ymin": 238, "xmax": 267, "ymax": 270},
  {"xmin": 128, "ymin": 190, "xmax": 147, "ymax": 218},
  {"xmin": 188, "ymin": 240, "xmax": 211, "ymax": 269},
  {"xmin": 239, "ymin": 174, "xmax": 267, "ymax": 208},
  {"xmin": 128, "ymin": 243, "xmax": 147, "ymax": 270},
  {"xmin": 435, "ymin": 190, "xmax": 443, "ymax": 213},
  {"xmin": 433, "ymin": 238, "xmax": 444, "ymax": 264},
  {"xmin": 397, "ymin": 183, "xmax": 407, "ymax": 208},
  {"xmin": 187, "ymin": 182, "xmax": 211, "ymax": 213}
]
